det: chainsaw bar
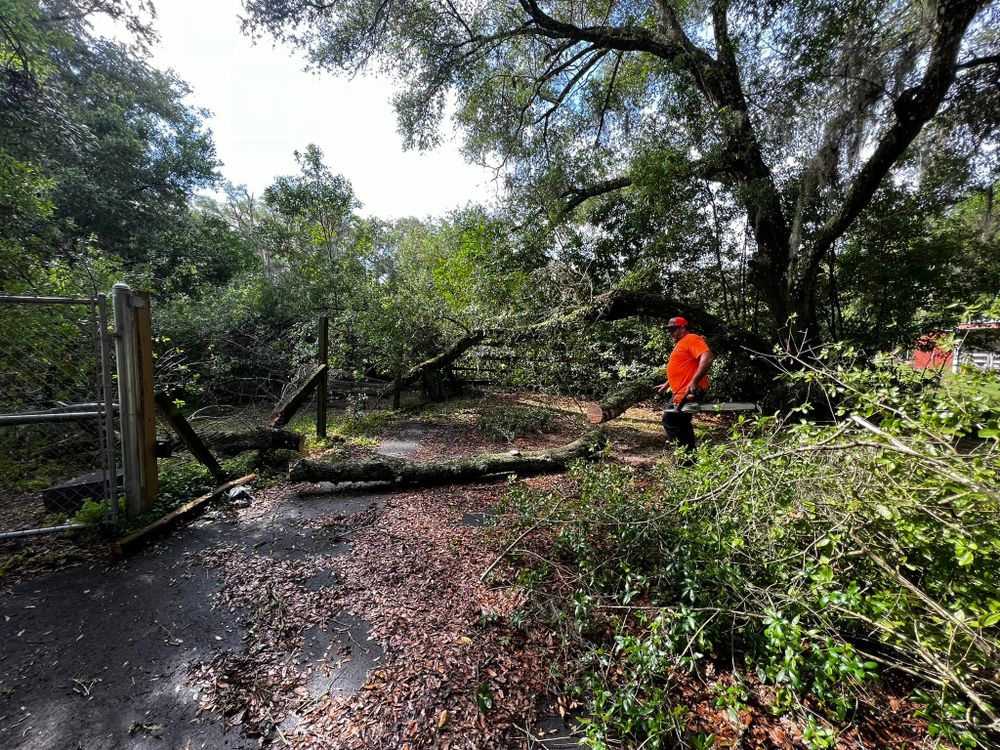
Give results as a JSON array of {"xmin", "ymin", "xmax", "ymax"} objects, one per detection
[{"xmin": 677, "ymin": 402, "xmax": 758, "ymax": 413}]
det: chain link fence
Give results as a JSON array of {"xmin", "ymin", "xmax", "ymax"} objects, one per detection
[{"xmin": 0, "ymin": 295, "xmax": 117, "ymax": 542}]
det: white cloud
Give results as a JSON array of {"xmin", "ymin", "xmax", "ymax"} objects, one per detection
[{"xmin": 91, "ymin": 0, "xmax": 498, "ymax": 220}]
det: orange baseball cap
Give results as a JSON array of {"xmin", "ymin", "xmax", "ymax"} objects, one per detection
[{"xmin": 666, "ymin": 317, "xmax": 688, "ymax": 329}]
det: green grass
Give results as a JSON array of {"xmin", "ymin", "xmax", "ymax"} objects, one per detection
[{"xmin": 941, "ymin": 368, "xmax": 1000, "ymax": 400}]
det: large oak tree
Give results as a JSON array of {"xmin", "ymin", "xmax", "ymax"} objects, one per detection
[{"xmin": 243, "ymin": 0, "xmax": 998, "ymax": 343}]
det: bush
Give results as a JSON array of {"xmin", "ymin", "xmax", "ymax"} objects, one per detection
[{"xmin": 502, "ymin": 361, "xmax": 1000, "ymax": 748}]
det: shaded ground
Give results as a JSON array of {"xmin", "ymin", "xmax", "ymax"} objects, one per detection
[
  {"xmin": 0, "ymin": 488, "xmax": 107, "ymax": 579},
  {"xmin": 0, "ymin": 390, "xmax": 963, "ymax": 748},
  {"xmin": 2, "ymin": 393, "xmax": 646, "ymax": 749},
  {"xmin": 0, "ymin": 480, "xmax": 403, "ymax": 749},
  {"xmin": 0, "ymin": 508, "xmax": 255, "ymax": 750},
  {"xmin": 3, "ymin": 391, "xmax": 769, "ymax": 749}
]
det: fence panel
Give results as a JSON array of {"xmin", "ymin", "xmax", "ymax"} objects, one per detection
[{"xmin": 0, "ymin": 295, "xmax": 118, "ymax": 540}]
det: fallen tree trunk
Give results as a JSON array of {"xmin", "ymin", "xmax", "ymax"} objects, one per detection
[
  {"xmin": 289, "ymin": 429, "xmax": 607, "ymax": 486},
  {"xmin": 388, "ymin": 288, "xmax": 770, "ymax": 397},
  {"xmin": 587, "ymin": 367, "xmax": 664, "ymax": 424},
  {"xmin": 189, "ymin": 429, "xmax": 306, "ymax": 457}
]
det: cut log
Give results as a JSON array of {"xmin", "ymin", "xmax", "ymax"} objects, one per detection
[
  {"xmin": 271, "ymin": 364, "xmax": 327, "ymax": 428},
  {"xmin": 587, "ymin": 367, "xmax": 665, "ymax": 424},
  {"xmin": 290, "ymin": 429, "xmax": 607, "ymax": 486},
  {"xmin": 186, "ymin": 429, "xmax": 307, "ymax": 457}
]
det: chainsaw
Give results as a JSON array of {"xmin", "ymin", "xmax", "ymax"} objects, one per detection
[{"xmin": 668, "ymin": 401, "xmax": 759, "ymax": 413}]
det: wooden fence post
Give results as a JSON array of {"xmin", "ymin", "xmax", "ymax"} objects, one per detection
[
  {"xmin": 155, "ymin": 392, "xmax": 227, "ymax": 482},
  {"xmin": 317, "ymin": 315, "xmax": 329, "ymax": 438},
  {"xmin": 133, "ymin": 291, "xmax": 159, "ymax": 512},
  {"xmin": 112, "ymin": 283, "xmax": 158, "ymax": 518}
]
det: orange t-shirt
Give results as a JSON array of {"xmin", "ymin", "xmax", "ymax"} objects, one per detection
[{"xmin": 666, "ymin": 333, "xmax": 711, "ymax": 404}]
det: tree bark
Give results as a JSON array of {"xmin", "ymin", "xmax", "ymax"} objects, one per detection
[
  {"xmin": 587, "ymin": 367, "xmax": 665, "ymax": 424},
  {"xmin": 289, "ymin": 429, "xmax": 607, "ymax": 486},
  {"xmin": 188, "ymin": 429, "xmax": 306, "ymax": 457}
]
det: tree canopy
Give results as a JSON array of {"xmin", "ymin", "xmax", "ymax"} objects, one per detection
[
  {"xmin": 0, "ymin": 0, "xmax": 217, "ymax": 289},
  {"xmin": 1, "ymin": 0, "xmax": 996, "ymax": 398},
  {"xmin": 242, "ymin": 0, "xmax": 999, "ymax": 342}
]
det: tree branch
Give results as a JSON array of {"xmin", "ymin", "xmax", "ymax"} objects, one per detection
[
  {"xmin": 956, "ymin": 53, "xmax": 1000, "ymax": 70},
  {"xmin": 388, "ymin": 288, "xmax": 769, "ymax": 396},
  {"xmin": 558, "ymin": 175, "xmax": 633, "ymax": 216},
  {"xmin": 798, "ymin": 0, "xmax": 988, "ymax": 303}
]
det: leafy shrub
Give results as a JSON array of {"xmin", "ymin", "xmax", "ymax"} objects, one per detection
[
  {"xmin": 70, "ymin": 498, "xmax": 111, "ymax": 527},
  {"xmin": 503, "ymin": 361, "xmax": 1000, "ymax": 748},
  {"xmin": 156, "ymin": 460, "xmax": 215, "ymax": 509}
]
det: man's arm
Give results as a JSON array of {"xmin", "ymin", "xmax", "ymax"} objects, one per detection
[{"xmin": 682, "ymin": 351, "xmax": 714, "ymax": 399}]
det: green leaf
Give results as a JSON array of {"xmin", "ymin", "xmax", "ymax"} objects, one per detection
[{"xmin": 980, "ymin": 612, "xmax": 1000, "ymax": 628}]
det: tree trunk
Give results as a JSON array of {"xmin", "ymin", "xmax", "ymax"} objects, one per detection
[
  {"xmin": 289, "ymin": 429, "xmax": 607, "ymax": 486},
  {"xmin": 192, "ymin": 429, "xmax": 306, "ymax": 457},
  {"xmin": 587, "ymin": 367, "xmax": 664, "ymax": 424}
]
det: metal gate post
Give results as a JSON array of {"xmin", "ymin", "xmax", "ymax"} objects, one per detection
[
  {"xmin": 97, "ymin": 293, "xmax": 119, "ymax": 524},
  {"xmin": 113, "ymin": 283, "xmax": 157, "ymax": 518}
]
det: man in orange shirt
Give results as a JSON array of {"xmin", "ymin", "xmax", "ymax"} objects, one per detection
[{"xmin": 655, "ymin": 317, "xmax": 714, "ymax": 458}]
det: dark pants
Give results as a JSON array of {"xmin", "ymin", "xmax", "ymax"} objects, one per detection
[{"xmin": 662, "ymin": 409, "xmax": 696, "ymax": 455}]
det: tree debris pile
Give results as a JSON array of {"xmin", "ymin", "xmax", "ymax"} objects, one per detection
[{"xmin": 494, "ymin": 363, "xmax": 1000, "ymax": 748}]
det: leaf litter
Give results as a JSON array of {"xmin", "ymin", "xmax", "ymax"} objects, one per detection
[{"xmin": 189, "ymin": 479, "xmax": 570, "ymax": 748}]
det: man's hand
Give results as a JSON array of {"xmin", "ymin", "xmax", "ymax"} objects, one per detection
[
  {"xmin": 687, "ymin": 383, "xmax": 706, "ymax": 401},
  {"xmin": 655, "ymin": 382, "xmax": 670, "ymax": 393}
]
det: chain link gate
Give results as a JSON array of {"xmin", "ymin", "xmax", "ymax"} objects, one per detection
[{"xmin": 0, "ymin": 294, "xmax": 119, "ymax": 540}]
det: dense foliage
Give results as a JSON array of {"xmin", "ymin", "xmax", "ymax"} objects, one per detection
[
  {"xmin": 502, "ymin": 360, "xmax": 1000, "ymax": 748},
  {"xmin": 2, "ymin": 1, "xmax": 997, "ymax": 403},
  {"xmin": 243, "ymin": 0, "xmax": 1000, "ymax": 343}
]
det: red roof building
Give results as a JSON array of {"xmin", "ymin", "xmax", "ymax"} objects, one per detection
[{"xmin": 913, "ymin": 320, "xmax": 1000, "ymax": 373}]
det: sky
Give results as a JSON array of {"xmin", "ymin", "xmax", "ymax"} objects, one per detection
[{"xmin": 92, "ymin": 0, "xmax": 498, "ymax": 220}]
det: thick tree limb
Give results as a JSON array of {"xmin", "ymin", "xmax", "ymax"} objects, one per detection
[
  {"xmin": 387, "ymin": 330, "xmax": 487, "ymax": 396},
  {"xmin": 389, "ymin": 289, "xmax": 769, "ymax": 397},
  {"xmin": 186, "ymin": 429, "xmax": 306, "ymax": 458},
  {"xmin": 955, "ymin": 54, "xmax": 1000, "ymax": 70},
  {"xmin": 796, "ymin": 0, "xmax": 987, "ymax": 314},
  {"xmin": 586, "ymin": 367, "xmax": 665, "ymax": 425},
  {"xmin": 558, "ymin": 175, "xmax": 633, "ymax": 217},
  {"xmin": 289, "ymin": 429, "xmax": 607, "ymax": 486}
]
